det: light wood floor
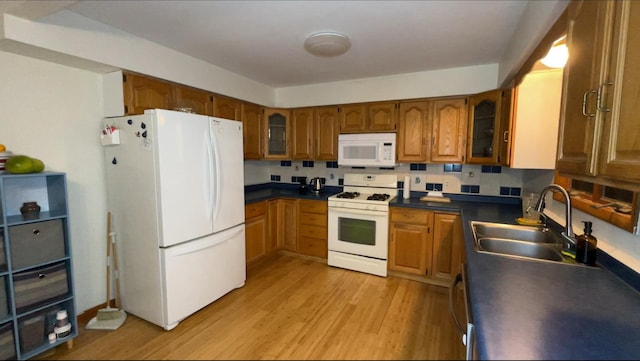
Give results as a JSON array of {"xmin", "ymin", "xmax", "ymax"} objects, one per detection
[{"xmin": 39, "ymin": 253, "xmax": 464, "ymax": 360}]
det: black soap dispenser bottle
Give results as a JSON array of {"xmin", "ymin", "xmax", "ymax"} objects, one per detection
[{"xmin": 576, "ymin": 221, "xmax": 598, "ymax": 266}]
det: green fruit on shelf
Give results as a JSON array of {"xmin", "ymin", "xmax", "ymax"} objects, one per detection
[
  {"xmin": 5, "ymin": 155, "xmax": 45, "ymax": 174},
  {"xmin": 31, "ymin": 158, "xmax": 45, "ymax": 172}
]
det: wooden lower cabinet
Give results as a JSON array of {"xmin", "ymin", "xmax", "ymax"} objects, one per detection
[
  {"xmin": 245, "ymin": 201, "xmax": 268, "ymax": 264},
  {"xmin": 431, "ymin": 213, "xmax": 464, "ymax": 283},
  {"xmin": 267, "ymin": 200, "xmax": 279, "ymax": 253},
  {"xmin": 297, "ymin": 199, "xmax": 328, "ymax": 259},
  {"xmin": 388, "ymin": 207, "xmax": 463, "ymax": 286},
  {"xmin": 280, "ymin": 199, "xmax": 298, "ymax": 251},
  {"xmin": 246, "ymin": 199, "xmax": 298, "ymax": 264}
]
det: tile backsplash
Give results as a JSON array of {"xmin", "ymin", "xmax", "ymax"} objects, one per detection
[{"xmin": 244, "ymin": 160, "xmax": 554, "ymax": 198}]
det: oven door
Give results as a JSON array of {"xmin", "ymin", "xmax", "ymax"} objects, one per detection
[{"xmin": 328, "ymin": 206, "xmax": 388, "ymax": 260}]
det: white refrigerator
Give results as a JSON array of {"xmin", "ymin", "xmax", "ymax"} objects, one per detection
[{"xmin": 103, "ymin": 109, "xmax": 245, "ymax": 330}]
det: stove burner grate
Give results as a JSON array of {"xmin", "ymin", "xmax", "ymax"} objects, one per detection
[
  {"xmin": 367, "ymin": 193, "xmax": 391, "ymax": 201},
  {"xmin": 336, "ymin": 191, "xmax": 360, "ymax": 199}
]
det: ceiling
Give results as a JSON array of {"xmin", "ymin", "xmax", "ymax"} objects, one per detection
[{"xmin": 3, "ymin": 0, "xmax": 532, "ymax": 88}]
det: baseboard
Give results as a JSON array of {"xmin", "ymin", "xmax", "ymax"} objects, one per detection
[{"xmin": 387, "ymin": 270, "xmax": 451, "ymax": 288}]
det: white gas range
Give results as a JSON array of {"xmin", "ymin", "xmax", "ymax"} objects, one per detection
[{"xmin": 327, "ymin": 174, "xmax": 398, "ymax": 277}]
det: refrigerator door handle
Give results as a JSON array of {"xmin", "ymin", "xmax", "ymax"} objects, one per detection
[
  {"xmin": 206, "ymin": 128, "xmax": 215, "ymax": 220},
  {"xmin": 211, "ymin": 122, "xmax": 222, "ymax": 223}
]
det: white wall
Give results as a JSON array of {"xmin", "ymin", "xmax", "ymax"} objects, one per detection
[
  {"xmin": 275, "ymin": 64, "xmax": 499, "ymax": 108},
  {"xmin": 0, "ymin": 51, "xmax": 107, "ymax": 313},
  {"xmin": 545, "ymin": 199, "xmax": 640, "ymax": 274},
  {"xmin": 498, "ymin": 0, "xmax": 569, "ymax": 86},
  {"xmin": 1, "ymin": 11, "xmax": 275, "ymax": 107}
]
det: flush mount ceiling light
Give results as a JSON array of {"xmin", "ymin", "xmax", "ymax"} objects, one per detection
[
  {"xmin": 304, "ymin": 32, "xmax": 351, "ymax": 57},
  {"xmin": 541, "ymin": 36, "xmax": 569, "ymax": 68}
]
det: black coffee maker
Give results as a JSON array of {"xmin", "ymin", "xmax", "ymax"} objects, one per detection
[{"xmin": 298, "ymin": 176, "xmax": 308, "ymax": 194}]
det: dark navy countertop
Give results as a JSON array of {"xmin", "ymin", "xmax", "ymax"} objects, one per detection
[
  {"xmin": 244, "ymin": 183, "xmax": 341, "ymax": 204},
  {"xmin": 246, "ymin": 185, "xmax": 640, "ymax": 359},
  {"xmin": 393, "ymin": 194, "xmax": 640, "ymax": 360}
]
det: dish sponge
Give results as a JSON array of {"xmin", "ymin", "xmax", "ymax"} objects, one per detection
[{"xmin": 561, "ymin": 249, "xmax": 576, "ymax": 259}]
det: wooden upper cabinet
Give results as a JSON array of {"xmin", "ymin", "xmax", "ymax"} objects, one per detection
[
  {"xmin": 557, "ymin": 0, "xmax": 613, "ymax": 176},
  {"xmin": 315, "ymin": 106, "xmax": 339, "ymax": 160},
  {"xmin": 368, "ymin": 101, "xmax": 398, "ymax": 132},
  {"xmin": 339, "ymin": 101, "xmax": 397, "ymax": 133},
  {"xmin": 171, "ymin": 85, "xmax": 213, "ymax": 116},
  {"xmin": 431, "ymin": 97, "xmax": 468, "ymax": 163},
  {"xmin": 467, "ymin": 89, "xmax": 502, "ymax": 165},
  {"xmin": 123, "ymin": 72, "xmax": 172, "ymax": 115},
  {"xmin": 498, "ymin": 88, "xmax": 514, "ymax": 167},
  {"xmin": 264, "ymin": 108, "xmax": 291, "ymax": 159},
  {"xmin": 242, "ymin": 102, "xmax": 263, "ymax": 160},
  {"xmin": 213, "ymin": 95, "xmax": 241, "ymax": 121},
  {"xmin": 397, "ymin": 101, "xmax": 430, "ymax": 162},
  {"xmin": 598, "ymin": 0, "xmax": 640, "ymax": 182},
  {"xmin": 339, "ymin": 104, "xmax": 367, "ymax": 132},
  {"xmin": 292, "ymin": 107, "xmax": 315, "ymax": 160},
  {"xmin": 291, "ymin": 106, "xmax": 339, "ymax": 161}
]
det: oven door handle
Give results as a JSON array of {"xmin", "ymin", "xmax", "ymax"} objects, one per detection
[{"xmin": 330, "ymin": 207, "xmax": 386, "ymax": 217}]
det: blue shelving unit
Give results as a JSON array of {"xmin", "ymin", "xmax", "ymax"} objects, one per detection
[{"xmin": 0, "ymin": 172, "xmax": 77, "ymax": 360}]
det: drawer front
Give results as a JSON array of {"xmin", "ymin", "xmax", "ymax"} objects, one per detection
[
  {"xmin": 298, "ymin": 200, "xmax": 327, "ymax": 214},
  {"xmin": 0, "ymin": 232, "xmax": 6, "ymax": 271},
  {"xmin": 9, "ymin": 219, "xmax": 65, "ymax": 269},
  {"xmin": 13, "ymin": 262, "xmax": 69, "ymax": 313},
  {"xmin": 390, "ymin": 208, "xmax": 430, "ymax": 225},
  {"xmin": 245, "ymin": 201, "xmax": 267, "ymax": 219},
  {"xmin": 0, "ymin": 277, "xmax": 7, "ymax": 319},
  {"xmin": 19, "ymin": 313, "xmax": 44, "ymax": 354},
  {"xmin": 0, "ymin": 322, "xmax": 16, "ymax": 360},
  {"xmin": 299, "ymin": 212, "xmax": 327, "ymax": 227},
  {"xmin": 298, "ymin": 236, "xmax": 327, "ymax": 259},
  {"xmin": 299, "ymin": 225, "xmax": 327, "ymax": 240}
]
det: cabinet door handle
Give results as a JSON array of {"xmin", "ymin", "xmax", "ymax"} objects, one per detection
[
  {"xmin": 33, "ymin": 229, "xmax": 40, "ymax": 236},
  {"xmin": 596, "ymin": 81, "xmax": 613, "ymax": 112},
  {"xmin": 503, "ymin": 130, "xmax": 509, "ymax": 143},
  {"xmin": 582, "ymin": 89, "xmax": 597, "ymax": 117}
]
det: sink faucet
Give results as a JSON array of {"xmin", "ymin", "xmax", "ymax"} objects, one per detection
[{"xmin": 535, "ymin": 184, "xmax": 575, "ymax": 244}]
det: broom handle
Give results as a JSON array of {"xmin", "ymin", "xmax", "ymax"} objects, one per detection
[
  {"xmin": 106, "ymin": 212, "xmax": 112, "ymax": 309},
  {"xmin": 111, "ymin": 232, "xmax": 122, "ymax": 309}
]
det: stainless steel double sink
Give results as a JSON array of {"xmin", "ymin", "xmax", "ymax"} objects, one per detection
[{"xmin": 471, "ymin": 221, "xmax": 575, "ymax": 264}]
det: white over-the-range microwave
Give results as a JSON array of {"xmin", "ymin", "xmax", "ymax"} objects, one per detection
[{"xmin": 338, "ymin": 133, "xmax": 396, "ymax": 167}]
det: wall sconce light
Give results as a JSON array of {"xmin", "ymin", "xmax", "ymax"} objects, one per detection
[{"xmin": 541, "ymin": 36, "xmax": 568, "ymax": 68}]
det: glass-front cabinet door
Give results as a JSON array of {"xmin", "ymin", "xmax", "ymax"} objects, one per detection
[
  {"xmin": 263, "ymin": 108, "xmax": 290, "ymax": 159},
  {"xmin": 467, "ymin": 89, "xmax": 503, "ymax": 164}
]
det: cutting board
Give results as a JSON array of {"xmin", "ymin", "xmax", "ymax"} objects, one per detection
[{"xmin": 420, "ymin": 195, "xmax": 451, "ymax": 203}]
